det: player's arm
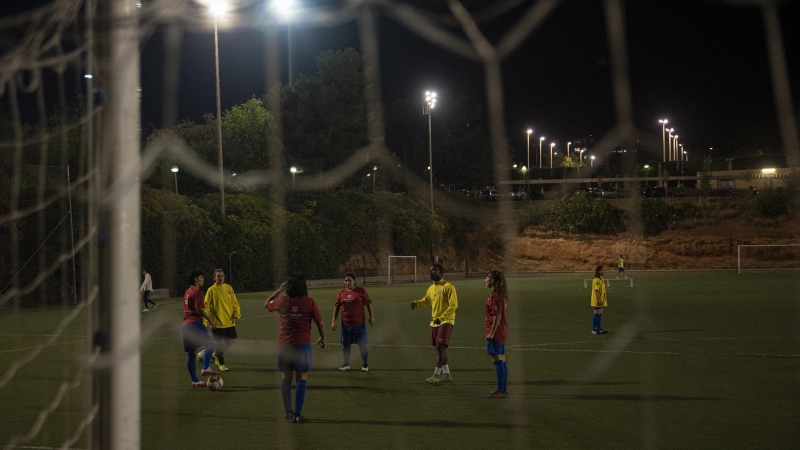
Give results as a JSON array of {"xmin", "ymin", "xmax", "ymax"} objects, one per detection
[
  {"xmin": 265, "ymin": 282, "xmax": 287, "ymax": 310},
  {"xmin": 436, "ymin": 286, "xmax": 458, "ymax": 322},
  {"xmin": 410, "ymin": 292, "xmax": 431, "ymax": 310},
  {"xmin": 331, "ymin": 304, "xmax": 341, "ymax": 331},
  {"xmin": 197, "ymin": 307, "xmax": 217, "ymax": 329},
  {"xmin": 487, "ymin": 314, "xmax": 501, "ymax": 340},
  {"xmin": 594, "ymin": 289, "xmax": 602, "ymax": 305},
  {"xmin": 231, "ymin": 291, "xmax": 241, "ymax": 325},
  {"xmin": 313, "ymin": 303, "xmax": 326, "ymax": 349},
  {"xmin": 366, "ymin": 303, "xmax": 375, "ymax": 326}
]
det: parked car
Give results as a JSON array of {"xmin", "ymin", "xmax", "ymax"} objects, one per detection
[
  {"xmin": 599, "ymin": 188, "xmax": 620, "ymax": 199},
  {"xmin": 574, "ymin": 187, "xmax": 600, "ymax": 197},
  {"xmin": 479, "ymin": 188, "xmax": 500, "ymax": 201},
  {"xmin": 641, "ymin": 187, "xmax": 666, "ymax": 198}
]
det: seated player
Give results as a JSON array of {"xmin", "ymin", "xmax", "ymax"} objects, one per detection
[
  {"xmin": 331, "ymin": 273, "xmax": 375, "ymax": 372},
  {"xmin": 182, "ymin": 268, "xmax": 219, "ymax": 387}
]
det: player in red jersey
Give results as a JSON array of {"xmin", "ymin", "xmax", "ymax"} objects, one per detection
[
  {"xmin": 484, "ymin": 270, "xmax": 509, "ymax": 398},
  {"xmin": 182, "ymin": 268, "xmax": 219, "ymax": 388},
  {"xmin": 265, "ymin": 273, "xmax": 325, "ymax": 423},
  {"xmin": 331, "ymin": 272, "xmax": 375, "ymax": 372}
]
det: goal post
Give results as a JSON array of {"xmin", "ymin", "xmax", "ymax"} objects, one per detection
[
  {"xmin": 388, "ymin": 256, "xmax": 417, "ymax": 284},
  {"xmin": 737, "ymin": 244, "xmax": 800, "ymax": 273}
]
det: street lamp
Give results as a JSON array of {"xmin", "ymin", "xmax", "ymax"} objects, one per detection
[
  {"xmin": 526, "ymin": 129, "xmax": 533, "ymax": 170},
  {"xmin": 372, "ymin": 165, "xmax": 377, "ymax": 192},
  {"xmin": 644, "ymin": 164, "xmax": 650, "ymax": 186},
  {"xmin": 590, "ymin": 155, "xmax": 595, "ymax": 167},
  {"xmin": 171, "ymin": 165, "xmax": 179, "ymax": 194},
  {"xmin": 567, "ymin": 142, "xmax": 571, "ymax": 155},
  {"xmin": 539, "ymin": 137, "xmax": 545, "ymax": 168},
  {"xmin": 423, "ymin": 91, "xmax": 437, "ymax": 212},
  {"xmin": 659, "ymin": 119, "xmax": 668, "ymax": 162},
  {"xmin": 550, "ymin": 143, "xmax": 555, "ymax": 169},
  {"xmin": 668, "ymin": 128, "xmax": 674, "ymax": 162},
  {"xmin": 290, "ymin": 166, "xmax": 297, "ymax": 188},
  {"xmin": 209, "ymin": 0, "xmax": 228, "ymax": 215},
  {"xmin": 272, "ymin": 0, "xmax": 297, "ymax": 84},
  {"xmin": 674, "ymin": 135, "xmax": 679, "ymax": 162}
]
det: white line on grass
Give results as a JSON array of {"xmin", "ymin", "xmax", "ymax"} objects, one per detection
[{"xmin": 1, "ymin": 339, "xmax": 88, "ymax": 354}]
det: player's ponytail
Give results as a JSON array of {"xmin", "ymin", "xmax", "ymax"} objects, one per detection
[{"xmin": 487, "ymin": 270, "xmax": 508, "ymax": 300}]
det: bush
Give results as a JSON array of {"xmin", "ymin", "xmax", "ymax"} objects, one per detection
[
  {"xmin": 547, "ymin": 192, "xmax": 622, "ymax": 234},
  {"xmin": 636, "ymin": 199, "xmax": 701, "ymax": 236},
  {"xmin": 757, "ymin": 192, "xmax": 790, "ymax": 217}
]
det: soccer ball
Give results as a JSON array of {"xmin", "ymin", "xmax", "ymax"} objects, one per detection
[
  {"xmin": 208, "ymin": 374, "xmax": 224, "ymax": 391},
  {"xmin": 196, "ymin": 350, "xmax": 205, "ymax": 362}
]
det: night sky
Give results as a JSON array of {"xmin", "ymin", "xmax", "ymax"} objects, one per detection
[{"xmin": 3, "ymin": 0, "xmax": 799, "ymax": 160}]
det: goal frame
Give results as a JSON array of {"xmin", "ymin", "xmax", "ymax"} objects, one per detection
[
  {"xmin": 737, "ymin": 244, "xmax": 800, "ymax": 273},
  {"xmin": 387, "ymin": 256, "xmax": 417, "ymax": 284}
]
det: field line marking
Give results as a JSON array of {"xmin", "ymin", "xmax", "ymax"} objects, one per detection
[{"xmin": 0, "ymin": 339, "xmax": 88, "ymax": 354}]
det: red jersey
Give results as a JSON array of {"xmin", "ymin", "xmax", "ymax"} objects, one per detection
[
  {"xmin": 183, "ymin": 286, "xmax": 205, "ymax": 326},
  {"xmin": 485, "ymin": 292, "xmax": 508, "ymax": 344},
  {"xmin": 266, "ymin": 296, "xmax": 323, "ymax": 346},
  {"xmin": 334, "ymin": 287, "xmax": 372, "ymax": 327}
]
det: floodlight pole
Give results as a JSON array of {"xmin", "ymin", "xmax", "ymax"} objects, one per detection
[{"xmin": 214, "ymin": 15, "xmax": 226, "ymax": 216}]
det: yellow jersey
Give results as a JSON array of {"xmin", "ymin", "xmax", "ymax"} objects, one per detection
[
  {"xmin": 413, "ymin": 279, "xmax": 458, "ymax": 326},
  {"xmin": 204, "ymin": 283, "xmax": 241, "ymax": 328},
  {"xmin": 618, "ymin": 258, "xmax": 624, "ymax": 269},
  {"xmin": 591, "ymin": 277, "xmax": 607, "ymax": 307}
]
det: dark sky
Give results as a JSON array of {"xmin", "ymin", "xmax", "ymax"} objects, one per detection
[{"xmin": 3, "ymin": 0, "xmax": 799, "ymax": 161}]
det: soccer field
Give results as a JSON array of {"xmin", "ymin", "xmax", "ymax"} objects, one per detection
[{"xmin": 2, "ymin": 272, "xmax": 799, "ymax": 449}]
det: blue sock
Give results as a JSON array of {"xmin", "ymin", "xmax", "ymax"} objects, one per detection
[
  {"xmin": 493, "ymin": 360, "xmax": 503, "ymax": 392},
  {"xmin": 295, "ymin": 380, "xmax": 307, "ymax": 414},
  {"xmin": 358, "ymin": 339, "xmax": 369, "ymax": 366},
  {"xmin": 597, "ymin": 315, "xmax": 602, "ymax": 330},
  {"xmin": 342, "ymin": 344, "xmax": 351, "ymax": 366},
  {"xmin": 501, "ymin": 361, "xmax": 508, "ymax": 393},
  {"xmin": 202, "ymin": 343, "xmax": 215, "ymax": 370},
  {"xmin": 592, "ymin": 315, "xmax": 599, "ymax": 330},
  {"xmin": 187, "ymin": 355, "xmax": 198, "ymax": 383},
  {"xmin": 280, "ymin": 378, "xmax": 292, "ymax": 413}
]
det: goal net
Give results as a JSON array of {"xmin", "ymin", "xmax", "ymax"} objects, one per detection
[
  {"xmin": 737, "ymin": 244, "xmax": 800, "ymax": 273},
  {"xmin": 388, "ymin": 256, "xmax": 417, "ymax": 284}
]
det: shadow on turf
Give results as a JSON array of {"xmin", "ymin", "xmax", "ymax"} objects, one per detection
[
  {"xmin": 518, "ymin": 380, "xmax": 636, "ymax": 386},
  {"xmin": 530, "ymin": 394, "xmax": 720, "ymax": 401},
  {"xmin": 308, "ymin": 418, "xmax": 517, "ymax": 429}
]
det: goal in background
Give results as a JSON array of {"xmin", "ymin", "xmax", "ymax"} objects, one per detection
[
  {"xmin": 737, "ymin": 244, "xmax": 800, "ymax": 273},
  {"xmin": 388, "ymin": 256, "xmax": 417, "ymax": 284}
]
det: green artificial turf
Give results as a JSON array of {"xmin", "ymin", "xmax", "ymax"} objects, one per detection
[{"xmin": 2, "ymin": 272, "xmax": 799, "ymax": 449}]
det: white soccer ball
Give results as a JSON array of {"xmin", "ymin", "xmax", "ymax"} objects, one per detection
[
  {"xmin": 196, "ymin": 350, "xmax": 205, "ymax": 362},
  {"xmin": 208, "ymin": 374, "xmax": 224, "ymax": 391}
]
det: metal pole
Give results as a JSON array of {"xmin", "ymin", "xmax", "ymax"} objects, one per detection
[
  {"xmin": 228, "ymin": 255, "xmax": 232, "ymax": 284},
  {"xmin": 526, "ymin": 134, "xmax": 530, "ymax": 171},
  {"xmin": 214, "ymin": 17, "xmax": 226, "ymax": 216},
  {"xmin": 288, "ymin": 23, "xmax": 293, "ymax": 85},
  {"xmin": 66, "ymin": 166, "xmax": 77, "ymax": 304},
  {"xmin": 661, "ymin": 122, "xmax": 666, "ymax": 162},
  {"xmin": 373, "ymin": 170, "xmax": 376, "ymax": 191},
  {"xmin": 428, "ymin": 110, "xmax": 433, "ymax": 212},
  {"xmin": 173, "ymin": 172, "xmax": 178, "ymax": 194},
  {"xmin": 539, "ymin": 140, "xmax": 542, "ymax": 168},
  {"xmin": 96, "ymin": 0, "xmax": 141, "ymax": 447}
]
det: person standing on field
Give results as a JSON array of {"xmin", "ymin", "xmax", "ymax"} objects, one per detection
[
  {"xmin": 182, "ymin": 269, "xmax": 219, "ymax": 387},
  {"xmin": 485, "ymin": 270, "xmax": 509, "ymax": 398},
  {"xmin": 331, "ymin": 272, "xmax": 375, "ymax": 372},
  {"xmin": 617, "ymin": 256, "xmax": 625, "ymax": 278},
  {"xmin": 410, "ymin": 264, "xmax": 458, "ymax": 384},
  {"xmin": 592, "ymin": 265, "xmax": 609, "ymax": 334},
  {"xmin": 141, "ymin": 269, "xmax": 157, "ymax": 312},
  {"xmin": 204, "ymin": 268, "xmax": 241, "ymax": 372}
]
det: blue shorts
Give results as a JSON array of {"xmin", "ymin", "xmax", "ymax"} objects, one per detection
[
  {"xmin": 340, "ymin": 325, "xmax": 368, "ymax": 346},
  {"xmin": 182, "ymin": 321, "xmax": 212, "ymax": 353},
  {"xmin": 486, "ymin": 339, "xmax": 505, "ymax": 355},
  {"xmin": 277, "ymin": 344, "xmax": 313, "ymax": 373},
  {"xmin": 618, "ymin": 267, "xmax": 624, "ymax": 272}
]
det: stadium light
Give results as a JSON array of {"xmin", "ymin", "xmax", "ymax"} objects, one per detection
[
  {"xmin": 550, "ymin": 143, "xmax": 555, "ymax": 169},
  {"xmin": 271, "ymin": 0, "xmax": 297, "ymax": 83},
  {"xmin": 567, "ymin": 142, "xmax": 571, "ymax": 154},
  {"xmin": 290, "ymin": 166, "xmax": 297, "ymax": 188},
  {"xmin": 207, "ymin": 0, "xmax": 228, "ymax": 214},
  {"xmin": 526, "ymin": 129, "xmax": 533, "ymax": 170},
  {"xmin": 539, "ymin": 137, "xmax": 545, "ymax": 168},
  {"xmin": 761, "ymin": 168, "xmax": 776, "ymax": 174},
  {"xmin": 170, "ymin": 166, "xmax": 179, "ymax": 194},
  {"xmin": 659, "ymin": 119, "xmax": 668, "ymax": 162},
  {"xmin": 209, "ymin": 0, "xmax": 229, "ymax": 17},
  {"xmin": 590, "ymin": 155, "xmax": 595, "ymax": 167},
  {"xmin": 373, "ymin": 166, "xmax": 378, "ymax": 192},
  {"xmin": 423, "ymin": 91, "xmax": 437, "ymax": 211}
]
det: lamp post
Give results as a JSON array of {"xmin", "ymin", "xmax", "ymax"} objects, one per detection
[
  {"xmin": 171, "ymin": 165, "xmax": 179, "ymax": 194},
  {"xmin": 228, "ymin": 250, "xmax": 238, "ymax": 284},
  {"xmin": 526, "ymin": 129, "xmax": 532, "ymax": 170},
  {"xmin": 567, "ymin": 142, "xmax": 571, "ymax": 155},
  {"xmin": 372, "ymin": 166, "xmax": 377, "ymax": 192},
  {"xmin": 521, "ymin": 165, "xmax": 528, "ymax": 196},
  {"xmin": 539, "ymin": 137, "xmax": 545, "ymax": 168},
  {"xmin": 290, "ymin": 166, "xmax": 297, "ymax": 188},
  {"xmin": 644, "ymin": 164, "xmax": 650, "ymax": 186},
  {"xmin": 674, "ymin": 135, "xmax": 679, "ymax": 162},
  {"xmin": 273, "ymin": 0, "xmax": 297, "ymax": 84},
  {"xmin": 209, "ymin": 1, "xmax": 228, "ymax": 216},
  {"xmin": 668, "ymin": 128, "xmax": 674, "ymax": 161},
  {"xmin": 590, "ymin": 155, "xmax": 595, "ymax": 167},
  {"xmin": 549, "ymin": 143, "xmax": 555, "ymax": 169},
  {"xmin": 659, "ymin": 119, "xmax": 668, "ymax": 162},
  {"xmin": 423, "ymin": 91, "xmax": 437, "ymax": 212}
]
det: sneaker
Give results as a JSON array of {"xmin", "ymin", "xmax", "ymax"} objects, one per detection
[
  {"xmin": 486, "ymin": 391, "xmax": 506, "ymax": 398},
  {"xmin": 592, "ymin": 330, "xmax": 598, "ymax": 335},
  {"xmin": 292, "ymin": 414, "xmax": 309, "ymax": 423},
  {"xmin": 338, "ymin": 365, "xmax": 351, "ymax": 371},
  {"xmin": 142, "ymin": 308, "xmax": 149, "ymax": 312},
  {"xmin": 284, "ymin": 411, "xmax": 294, "ymax": 420},
  {"xmin": 361, "ymin": 366, "xmax": 369, "ymax": 372},
  {"xmin": 218, "ymin": 364, "xmax": 230, "ymax": 372},
  {"xmin": 212, "ymin": 353, "xmax": 221, "ymax": 368},
  {"xmin": 439, "ymin": 373, "xmax": 453, "ymax": 383},
  {"xmin": 596, "ymin": 329, "xmax": 608, "ymax": 334},
  {"xmin": 425, "ymin": 374, "xmax": 442, "ymax": 384},
  {"xmin": 201, "ymin": 369, "xmax": 220, "ymax": 376},
  {"xmin": 191, "ymin": 381, "xmax": 207, "ymax": 388},
  {"xmin": 196, "ymin": 350, "xmax": 205, "ymax": 363},
  {"xmin": 153, "ymin": 303, "xmax": 158, "ymax": 310}
]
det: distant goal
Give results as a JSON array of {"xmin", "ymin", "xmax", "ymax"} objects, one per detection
[
  {"xmin": 737, "ymin": 244, "xmax": 800, "ymax": 273},
  {"xmin": 388, "ymin": 256, "xmax": 417, "ymax": 284}
]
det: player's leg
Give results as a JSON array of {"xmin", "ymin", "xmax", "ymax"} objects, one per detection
[
  {"xmin": 438, "ymin": 325, "xmax": 453, "ymax": 382},
  {"xmin": 426, "ymin": 327, "xmax": 443, "ymax": 383},
  {"xmin": 182, "ymin": 324, "xmax": 204, "ymax": 386},
  {"xmin": 339, "ymin": 326, "xmax": 351, "ymax": 370},
  {"xmin": 292, "ymin": 344, "xmax": 312, "ymax": 423},
  {"xmin": 592, "ymin": 307, "xmax": 606, "ymax": 334},
  {"xmin": 142, "ymin": 291, "xmax": 150, "ymax": 311},
  {"xmin": 356, "ymin": 327, "xmax": 368, "ymax": 371},
  {"xmin": 200, "ymin": 327, "xmax": 218, "ymax": 375},
  {"xmin": 487, "ymin": 338, "xmax": 507, "ymax": 397},
  {"xmin": 280, "ymin": 370, "xmax": 294, "ymax": 419}
]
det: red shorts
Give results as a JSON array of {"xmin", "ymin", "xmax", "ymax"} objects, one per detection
[{"xmin": 430, "ymin": 324, "xmax": 453, "ymax": 346}]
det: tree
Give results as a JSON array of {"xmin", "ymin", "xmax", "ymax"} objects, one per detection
[{"xmin": 699, "ymin": 156, "xmax": 713, "ymax": 198}]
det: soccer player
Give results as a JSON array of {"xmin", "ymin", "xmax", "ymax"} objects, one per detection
[
  {"xmin": 485, "ymin": 270, "xmax": 509, "ymax": 398},
  {"xmin": 331, "ymin": 272, "xmax": 375, "ymax": 372},
  {"xmin": 409, "ymin": 264, "xmax": 458, "ymax": 384},
  {"xmin": 265, "ymin": 273, "xmax": 326, "ymax": 423},
  {"xmin": 204, "ymin": 268, "xmax": 241, "ymax": 372},
  {"xmin": 592, "ymin": 265, "xmax": 609, "ymax": 334},
  {"xmin": 617, "ymin": 255, "xmax": 625, "ymax": 278},
  {"xmin": 182, "ymin": 268, "xmax": 219, "ymax": 387},
  {"xmin": 140, "ymin": 269, "xmax": 157, "ymax": 311}
]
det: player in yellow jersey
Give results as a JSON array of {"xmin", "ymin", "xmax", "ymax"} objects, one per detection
[
  {"xmin": 203, "ymin": 268, "xmax": 241, "ymax": 371},
  {"xmin": 617, "ymin": 255, "xmax": 625, "ymax": 278},
  {"xmin": 410, "ymin": 264, "xmax": 458, "ymax": 384},
  {"xmin": 591, "ymin": 265, "xmax": 608, "ymax": 334}
]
